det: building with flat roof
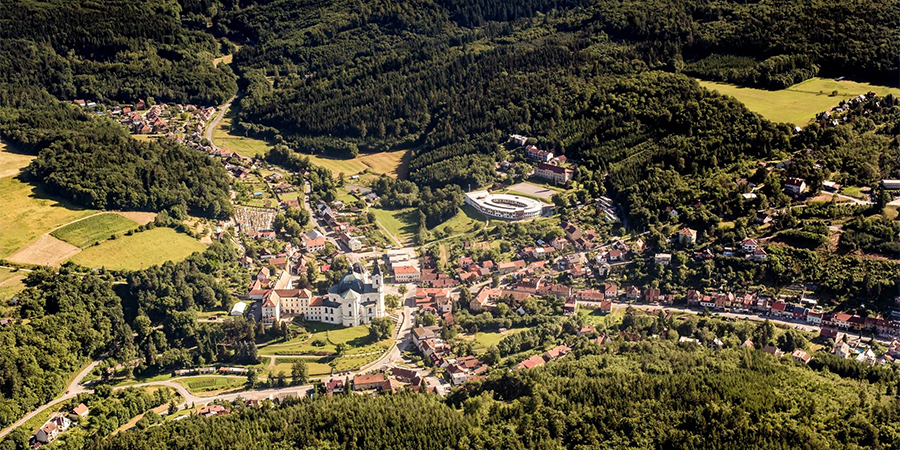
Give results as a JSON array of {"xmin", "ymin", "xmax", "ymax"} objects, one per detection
[{"xmin": 465, "ymin": 191, "xmax": 543, "ymax": 221}]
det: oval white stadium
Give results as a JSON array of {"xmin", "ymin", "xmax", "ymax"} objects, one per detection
[{"xmin": 465, "ymin": 190, "xmax": 543, "ymax": 220}]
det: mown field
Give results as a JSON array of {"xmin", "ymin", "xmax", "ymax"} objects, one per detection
[
  {"xmin": 369, "ymin": 207, "xmax": 417, "ymax": 246},
  {"xmin": 270, "ymin": 353, "xmax": 379, "ymax": 377},
  {"xmin": 0, "ymin": 176, "xmax": 97, "ymax": 259},
  {"xmin": 697, "ymin": 77, "xmax": 900, "ymax": 126},
  {"xmin": 0, "ymin": 268, "xmax": 26, "ymax": 308},
  {"xmin": 50, "ymin": 213, "xmax": 140, "ymax": 247},
  {"xmin": 0, "ymin": 140, "xmax": 34, "ymax": 178},
  {"xmin": 67, "ymin": 227, "xmax": 206, "ymax": 270}
]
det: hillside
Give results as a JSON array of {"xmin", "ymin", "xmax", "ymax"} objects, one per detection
[
  {"xmin": 90, "ymin": 342, "xmax": 899, "ymax": 450},
  {"xmin": 211, "ymin": 0, "xmax": 898, "ymax": 227}
]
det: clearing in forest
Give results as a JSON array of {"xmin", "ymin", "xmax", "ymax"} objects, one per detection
[{"xmin": 697, "ymin": 77, "xmax": 900, "ymax": 126}]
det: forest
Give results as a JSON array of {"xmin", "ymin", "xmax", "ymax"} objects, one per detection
[
  {"xmin": 0, "ymin": 0, "xmax": 236, "ymax": 217},
  {"xmin": 78, "ymin": 338, "xmax": 899, "ymax": 450},
  {"xmin": 0, "ymin": 242, "xmax": 251, "ymax": 432},
  {"xmin": 189, "ymin": 0, "xmax": 895, "ymax": 227}
]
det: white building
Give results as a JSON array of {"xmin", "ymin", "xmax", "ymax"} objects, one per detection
[
  {"xmin": 324, "ymin": 263, "xmax": 386, "ymax": 327},
  {"xmin": 393, "ymin": 265, "xmax": 420, "ymax": 283},
  {"xmin": 230, "ymin": 302, "xmax": 247, "ymax": 316},
  {"xmin": 465, "ymin": 191, "xmax": 543, "ymax": 221}
]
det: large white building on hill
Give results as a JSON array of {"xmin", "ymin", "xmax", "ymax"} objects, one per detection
[
  {"xmin": 258, "ymin": 263, "xmax": 386, "ymax": 327},
  {"xmin": 465, "ymin": 190, "xmax": 544, "ymax": 220}
]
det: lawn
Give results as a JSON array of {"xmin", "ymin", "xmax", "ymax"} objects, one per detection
[
  {"xmin": 370, "ymin": 207, "xmax": 417, "ymax": 246},
  {"xmin": 578, "ymin": 306, "xmax": 625, "ymax": 327},
  {"xmin": 0, "ymin": 175, "xmax": 97, "ymax": 258},
  {"xmin": 840, "ymin": 186, "xmax": 867, "ymax": 200},
  {"xmin": 260, "ymin": 323, "xmax": 390, "ymax": 356},
  {"xmin": 68, "ymin": 227, "xmax": 207, "ymax": 270},
  {"xmin": 270, "ymin": 354, "xmax": 379, "ymax": 377},
  {"xmin": 464, "ymin": 328, "xmax": 526, "ymax": 352},
  {"xmin": 175, "ymin": 376, "xmax": 246, "ymax": 394},
  {"xmin": 50, "ymin": 213, "xmax": 140, "ymax": 248},
  {"xmin": 428, "ymin": 205, "xmax": 485, "ymax": 238},
  {"xmin": 697, "ymin": 77, "xmax": 900, "ymax": 126}
]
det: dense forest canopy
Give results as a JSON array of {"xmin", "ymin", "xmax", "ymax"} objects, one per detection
[
  {"xmin": 190, "ymin": 0, "xmax": 897, "ymax": 225},
  {"xmin": 88, "ymin": 342, "xmax": 900, "ymax": 450}
]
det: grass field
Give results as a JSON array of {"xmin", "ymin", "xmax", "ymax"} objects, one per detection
[
  {"xmin": 211, "ymin": 105, "xmax": 408, "ymax": 179},
  {"xmin": 260, "ymin": 323, "xmax": 390, "ymax": 356},
  {"xmin": 697, "ymin": 77, "xmax": 900, "ymax": 126},
  {"xmin": 0, "ymin": 268, "xmax": 26, "ymax": 307},
  {"xmin": 68, "ymin": 227, "xmax": 206, "ymax": 270},
  {"xmin": 270, "ymin": 353, "xmax": 379, "ymax": 377},
  {"xmin": 176, "ymin": 376, "xmax": 245, "ymax": 394},
  {"xmin": 370, "ymin": 207, "xmax": 417, "ymax": 246},
  {"xmin": 0, "ymin": 140, "xmax": 34, "ymax": 178},
  {"xmin": 306, "ymin": 150, "xmax": 409, "ymax": 179},
  {"xmin": 0, "ymin": 176, "xmax": 97, "ymax": 259},
  {"xmin": 50, "ymin": 213, "xmax": 140, "ymax": 248},
  {"xmin": 428, "ymin": 205, "xmax": 485, "ymax": 237}
]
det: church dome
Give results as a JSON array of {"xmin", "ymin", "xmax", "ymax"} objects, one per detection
[{"xmin": 338, "ymin": 272, "xmax": 365, "ymax": 294}]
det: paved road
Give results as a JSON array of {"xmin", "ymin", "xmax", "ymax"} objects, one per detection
[
  {"xmin": 611, "ymin": 302, "xmax": 893, "ymax": 345},
  {"xmin": 204, "ymin": 96, "xmax": 235, "ymax": 152},
  {"xmin": 0, "ymin": 360, "xmax": 101, "ymax": 439}
]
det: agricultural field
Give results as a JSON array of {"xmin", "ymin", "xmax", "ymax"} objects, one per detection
[
  {"xmin": 0, "ymin": 140, "xmax": 34, "ymax": 178},
  {"xmin": 369, "ymin": 207, "xmax": 418, "ymax": 246},
  {"xmin": 175, "ymin": 376, "xmax": 246, "ymax": 394},
  {"xmin": 260, "ymin": 323, "xmax": 391, "ymax": 357},
  {"xmin": 697, "ymin": 77, "xmax": 900, "ymax": 126},
  {"xmin": 0, "ymin": 176, "xmax": 96, "ymax": 259},
  {"xmin": 50, "ymin": 213, "xmax": 140, "ymax": 248},
  {"xmin": 68, "ymin": 227, "xmax": 206, "ymax": 271}
]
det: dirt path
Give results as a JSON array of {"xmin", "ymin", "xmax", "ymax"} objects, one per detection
[{"xmin": 113, "ymin": 403, "xmax": 170, "ymax": 435}]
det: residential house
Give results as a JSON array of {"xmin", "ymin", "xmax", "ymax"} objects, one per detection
[
  {"xmin": 353, "ymin": 372, "xmax": 387, "ymax": 391},
  {"xmin": 411, "ymin": 326, "xmax": 441, "ymax": 345},
  {"xmin": 599, "ymin": 300, "xmax": 612, "ymax": 313},
  {"xmin": 756, "ymin": 211, "xmax": 773, "ymax": 225},
  {"xmin": 643, "ymin": 288, "xmax": 661, "ymax": 303},
  {"xmin": 785, "ymin": 177, "xmax": 807, "ymax": 195},
  {"xmin": 72, "ymin": 403, "xmax": 89, "ymax": 419},
  {"xmin": 325, "ymin": 379, "xmax": 345, "ymax": 394},
  {"xmin": 34, "ymin": 416, "xmax": 70, "ymax": 444},
  {"xmin": 792, "ymin": 350, "xmax": 811, "ymax": 364},
  {"xmin": 678, "ymin": 228, "xmax": 697, "ymax": 245},
  {"xmin": 741, "ymin": 238, "xmax": 759, "ymax": 253},
  {"xmin": 750, "ymin": 247, "xmax": 768, "ymax": 262},
  {"xmin": 833, "ymin": 341, "xmax": 852, "ymax": 359},
  {"xmin": 604, "ymin": 284, "xmax": 618, "ymax": 299},
  {"xmin": 654, "ymin": 253, "xmax": 672, "ymax": 266},
  {"xmin": 763, "ymin": 345, "xmax": 785, "ymax": 357},
  {"xmin": 625, "ymin": 286, "xmax": 641, "ymax": 302}
]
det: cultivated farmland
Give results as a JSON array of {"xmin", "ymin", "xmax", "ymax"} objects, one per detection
[{"xmin": 50, "ymin": 213, "xmax": 140, "ymax": 248}]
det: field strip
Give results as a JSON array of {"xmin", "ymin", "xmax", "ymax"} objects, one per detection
[{"xmin": 7, "ymin": 235, "xmax": 81, "ymax": 266}]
